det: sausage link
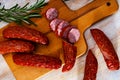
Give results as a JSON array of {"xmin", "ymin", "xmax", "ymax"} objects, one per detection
[
  {"xmin": 62, "ymin": 41, "xmax": 77, "ymax": 72},
  {"xmin": 13, "ymin": 53, "xmax": 62, "ymax": 69},
  {"xmin": 83, "ymin": 50, "xmax": 98, "ymax": 80},
  {"xmin": 0, "ymin": 40, "xmax": 34, "ymax": 54},
  {"xmin": 90, "ymin": 29, "xmax": 119, "ymax": 70},
  {"xmin": 3, "ymin": 26, "xmax": 49, "ymax": 45}
]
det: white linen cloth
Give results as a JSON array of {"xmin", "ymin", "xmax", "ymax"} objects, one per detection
[
  {"xmin": 0, "ymin": 55, "xmax": 15, "ymax": 80},
  {"xmin": 0, "ymin": 0, "xmax": 120, "ymax": 80}
]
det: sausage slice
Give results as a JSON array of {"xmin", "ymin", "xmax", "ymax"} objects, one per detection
[
  {"xmin": 46, "ymin": 8, "xmax": 58, "ymax": 21},
  {"xmin": 61, "ymin": 25, "xmax": 75, "ymax": 40},
  {"xmin": 50, "ymin": 18, "xmax": 62, "ymax": 31}
]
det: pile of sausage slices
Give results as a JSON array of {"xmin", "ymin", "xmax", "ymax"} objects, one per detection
[{"xmin": 0, "ymin": 7, "xmax": 119, "ymax": 79}]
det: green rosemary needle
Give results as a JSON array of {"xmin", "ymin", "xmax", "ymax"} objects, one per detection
[{"xmin": 0, "ymin": 0, "xmax": 47, "ymax": 26}]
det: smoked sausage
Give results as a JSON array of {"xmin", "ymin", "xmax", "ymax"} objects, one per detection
[
  {"xmin": 3, "ymin": 26, "xmax": 49, "ymax": 45},
  {"xmin": 67, "ymin": 27, "xmax": 80, "ymax": 43},
  {"xmin": 50, "ymin": 18, "xmax": 62, "ymax": 31},
  {"xmin": 56, "ymin": 20, "xmax": 69, "ymax": 36},
  {"xmin": 62, "ymin": 41, "xmax": 77, "ymax": 72},
  {"xmin": 0, "ymin": 40, "xmax": 34, "ymax": 54},
  {"xmin": 90, "ymin": 29, "xmax": 119, "ymax": 70},
  {"xmin": 13, "ymin": 53, "xmax": 62, "ymax": 69},
  {"xmin": 83, "ymin": 50, "xmax": 98, "ymax": 80}
]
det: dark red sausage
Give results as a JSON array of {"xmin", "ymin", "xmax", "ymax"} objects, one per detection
[
  {"xmin": 3, "ymin": 26, "xmax": 49, "ymax": 45},
  {"xmin": 0, "ymin": 40, "xmax": 34, "ymax": 54},
  {"xmin": 46, "ymin": 8, "xmax": 58, "ymax": 21},
  {"xmin": 62, "ymin": 41, "xmax": 77, "ymax": 72},
  {"xmin": 83, "ymin": 50, "xmax": 98, "ymax": 80},
  {"xmin": 91, "ymin": 29, "xmax": 119, "ymax": 70},
  {"xmin": 13, "ymin": 53, "xmax": 62, "ymax": 69}
]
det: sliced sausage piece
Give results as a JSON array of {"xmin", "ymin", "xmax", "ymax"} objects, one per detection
[
  {"xmin": 62, "ymin": 41, "xmax": 77, "ymax": 72},
  {"xmin": 50, "ymin": 18, "xmax": 62, "ymax": 31},
  {"xmin": 0, "ymin": 40, "xmax": 34, "ymax": 54},
  {"xmin": 46, "ymin": 8, "xmax": 58, "ymax": 21},
  {"xmin": 13, "ymin": 53, "xmax": 62, "ymax": 69},
  {"xmin": 91, "ymin": 29, "xmax": 119, "ymax": 70},
  {"xmin": 56, "ymin": 21, "xmax": 69, "ymax": 36},
  {"xmin": 67, "ymin": 28, "xmax": 80, "ymax": 43},
  {"xmin": 3, "ymin": 26, "xmax": 49, "ymax": 45},
  {"xmin": 83, "ymin": 50, "xmax": 98, "ymax": 80},
  {"xmin": 61, "ymin": 25, "xmax": 76, "ymax": 40}
]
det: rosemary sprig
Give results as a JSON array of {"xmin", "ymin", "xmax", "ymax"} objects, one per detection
[{"xmin": 0, "ymin": 0, "xmax": 47, "ymax": 26}]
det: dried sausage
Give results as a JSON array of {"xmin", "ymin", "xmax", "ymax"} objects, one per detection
[
  {"xmin": 83, "ymin": 50, "xmax": 98, "ymax": 80},
  {"xmin": 13, "ymin": 53, "xmax": 62, "ymax": 69},
  {"xmin": 90, "ymin": 29, "xmax": 119, "ymax": 70},
  {"xmin": 62, "ymin": 41, "xmax": 77, "ymax": 72},
  {"xmin": 0, "ymin": 40, "xmax": 34, "ymax": 54},
  {"xmin": 3, "ymin": 26, "xmax": 49, "ymax": 45},
  {"xmin": 46, "ymin": 8, "xmax": 58, "ymax": 21}
]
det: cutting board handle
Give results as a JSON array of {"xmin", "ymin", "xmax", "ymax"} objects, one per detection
[
  {"xmin": 61, "ymin": 0, "xmax": 111, "ymax": 21},
  {"xmin": 75, "ymin": 0, "xmax": 119, "ymax": 33},
  {"xmin": 46, "ymin": 0, "xmax": 112, "ymax": 22}
]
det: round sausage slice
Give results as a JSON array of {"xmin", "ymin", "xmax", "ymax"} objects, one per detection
[
  {"xmin": 56, "ymin": 21, "xmax": 69, "ymax": 36},
  {"xmin": 61, "ymin": 25, "xmax": 76, "ymax": 40},
  {"xmin": 68, "ymin": 28, "xmax": 80, "ymax": 43},
  {"xmin": 46, "ymin": 8, "xmax": 58, "ymax": 21},
  {"xmin": 50, "ymin": 18, "xmax": 62, "ymax": 31}
]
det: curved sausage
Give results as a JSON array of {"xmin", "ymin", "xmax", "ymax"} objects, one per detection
[
  {"xmin": 3, "ymin": 26, "xmax": 49, "ymax": 45},
  {"xmin": 90, "ymin": 29, "xmax": 119, "ymax": 70},
  {"xmin": 62, "ymin": 41, "xmax": 77, "ymax": 72},
  {"xmin": 83, "ymin": 50, "xmax": 98, "ymax": 80},
  {"xmin": 46, "ymin": 8, "xmax": 58, "ymax": 21},
  {"xmin": 0, "ymin": 40, "xmax": 34, "ymax": 54},
  {"xmin": 13, "ymin": 53, "xmax": 62, "ymax": 69}
]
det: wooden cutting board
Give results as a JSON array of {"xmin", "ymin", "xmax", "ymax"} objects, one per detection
[{"xmin": 1, "ymin": 0, "xmax": 118, "ymax": 80}]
